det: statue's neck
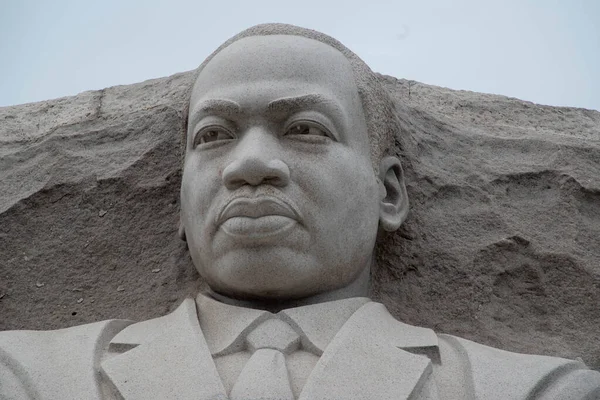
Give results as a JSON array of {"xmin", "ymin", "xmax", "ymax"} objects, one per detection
[{"xmin": 207, "ymin": 266, "xmax": 371, "ymax": 313}]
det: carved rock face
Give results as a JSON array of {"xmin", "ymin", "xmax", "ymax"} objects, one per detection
[
  {"xmin": 3, "ymin": 40, "xmax": 599, "ymax": 369},
  {"xmin": 181, "ymin": 35, "xmax": 380, "ymax": 300}
]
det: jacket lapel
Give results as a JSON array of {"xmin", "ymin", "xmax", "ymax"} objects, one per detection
[
  {"xmin": 100, "ymin": 299, "xmax": 227, "ymax": 400},
  {"xmin": 299, "ymin": 302, "xmax": 441, "ymax": 400}
]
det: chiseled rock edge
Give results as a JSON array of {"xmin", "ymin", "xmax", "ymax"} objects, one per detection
[{"xmin": 0, "ymin": 71, "xmax": 599, "ymax": 370}]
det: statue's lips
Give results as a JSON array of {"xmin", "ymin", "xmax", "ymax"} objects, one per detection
[{"xmin": 217, "ymin": 197, "xmax": 300, "ymax": 237}]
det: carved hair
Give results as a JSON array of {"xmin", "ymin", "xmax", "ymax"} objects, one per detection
[{"xmin": 181, "ymin": 23, "xmax": 400, "ymax": 172}]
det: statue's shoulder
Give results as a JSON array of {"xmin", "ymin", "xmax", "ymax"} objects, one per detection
[
  {"xmin": 436, "ymin": 333, "xmax": 600, "ymax": 399},
  {"xmin": 106, "ymin": 298, "xmax": 198, "ymax": 349},
  {"xmin": 0, "ymin": 300, "xmax": 195, "ymax": 399},
  {"xmin": 0, "ymin": 319, "xmax": 131, "ymax": 399}
]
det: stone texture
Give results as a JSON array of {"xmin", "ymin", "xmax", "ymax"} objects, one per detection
[{"xmin": 1, "ymin": 70, "xmax": 599, "ymax": 371}]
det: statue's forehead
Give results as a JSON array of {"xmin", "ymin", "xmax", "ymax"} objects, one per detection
[{"xmin": 192, "ymin": 35, "xmax": 358, "ymax": 99}]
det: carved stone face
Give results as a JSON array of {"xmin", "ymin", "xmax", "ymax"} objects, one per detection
[{"xmin": 181, "ymin": 35, "xmax": 404, "ymax": 301}]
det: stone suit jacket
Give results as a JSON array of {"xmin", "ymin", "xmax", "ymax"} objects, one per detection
[{"xmin": 1, "ymin": 299, "xmax": 599, "ymax": 399}]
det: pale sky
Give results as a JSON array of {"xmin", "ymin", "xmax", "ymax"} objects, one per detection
[{"xmin": 1, "ymin": 0, "xmax": 599, "ymax": 110}]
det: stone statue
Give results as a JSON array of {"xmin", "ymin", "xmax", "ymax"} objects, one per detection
[{"xmin": 1, "ymin": 23, "xmax": 599, "ymax": 400}]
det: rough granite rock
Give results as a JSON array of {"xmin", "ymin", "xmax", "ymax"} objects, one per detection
[{"xmin": 1, "ymin": 71, "xmax": 599, "ymax": 370}]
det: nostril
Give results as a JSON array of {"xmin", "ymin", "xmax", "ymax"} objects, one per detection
[
  {"xmin": 266, "ymin": 160, "xmax": 290, "ymax": 187},
  {"xmin": 223, "ymin": 158, "xmax": 290, "ymax": 189},
  {"xmin": 264, "ymin": 175, "xmax": 284, "ymax": 186},
  {"xmin": 227, "ymin": 177, "xmax": 247, "ymax": 190}
]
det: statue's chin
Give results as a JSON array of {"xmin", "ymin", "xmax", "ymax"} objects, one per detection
[
  {"xmin": 200, "ymin": 251, "xmax": 338, "ymax": 301},
  {"xmin": 207, "ymin": 267, "xmax": 327, "ymax": 301}
]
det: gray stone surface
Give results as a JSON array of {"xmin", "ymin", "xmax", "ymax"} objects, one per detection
[
  {"xmin": 2, "ymin": 23, "xmax": 600, "ymax": 399},
  {"xmin": 1, "ymin": 30, "xmax": 600, "ymax": 380}
]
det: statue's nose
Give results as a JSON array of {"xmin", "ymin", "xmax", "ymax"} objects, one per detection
[{"xmin": 222, "ymin": 130, "xmax": 290, "ymax": 190}]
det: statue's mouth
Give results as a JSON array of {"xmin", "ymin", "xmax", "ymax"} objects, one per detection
[{"xmin": 216, "ymin": 196, "xmax": 301, "ymax": 238}]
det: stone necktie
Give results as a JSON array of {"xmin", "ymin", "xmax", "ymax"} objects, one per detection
[{"xmin": 230, "ymin": 318, "xmax": 300, "ymax": 400}]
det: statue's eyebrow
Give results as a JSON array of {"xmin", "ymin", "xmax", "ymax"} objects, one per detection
[
  {"xmin": 189, "ymin": 99, "xmax": 242, "ymax": 125},
  {"xmin": 267, "ymin": 94, "xmax": 343, "ymax": 117}
]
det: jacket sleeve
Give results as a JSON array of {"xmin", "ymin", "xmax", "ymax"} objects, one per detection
[
  {"xmin": 530, "ymin": 367, "xmax": 600, "ymax": 399},
  {"xmin": 436, "ymin": 333, "xmax": 600, "ymax": 400},
  {"xmin": 0, "ymin": 319, "xmax": 131, "ymax": 400}
]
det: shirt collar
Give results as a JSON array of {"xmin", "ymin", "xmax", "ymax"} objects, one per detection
[{"xmin": 196, "ymin": 293, "xmax": 369, "ymax": 357}]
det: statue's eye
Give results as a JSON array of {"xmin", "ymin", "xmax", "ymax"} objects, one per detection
[
  {"xmin": 194, "ymin": 127, "xmax": 235, "ymax": 146},
  {"xmin": 285, "ymin": 122, "xmax": 328, "ymax": 137}
]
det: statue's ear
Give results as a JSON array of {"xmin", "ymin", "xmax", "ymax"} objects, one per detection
[
  {"xmin": 178, "ymin": 217, "xmax": 187, "ymax": 242},
  {"xmin": 378, "ymin": 156, "xmax": 409, "ymax": 231}
]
